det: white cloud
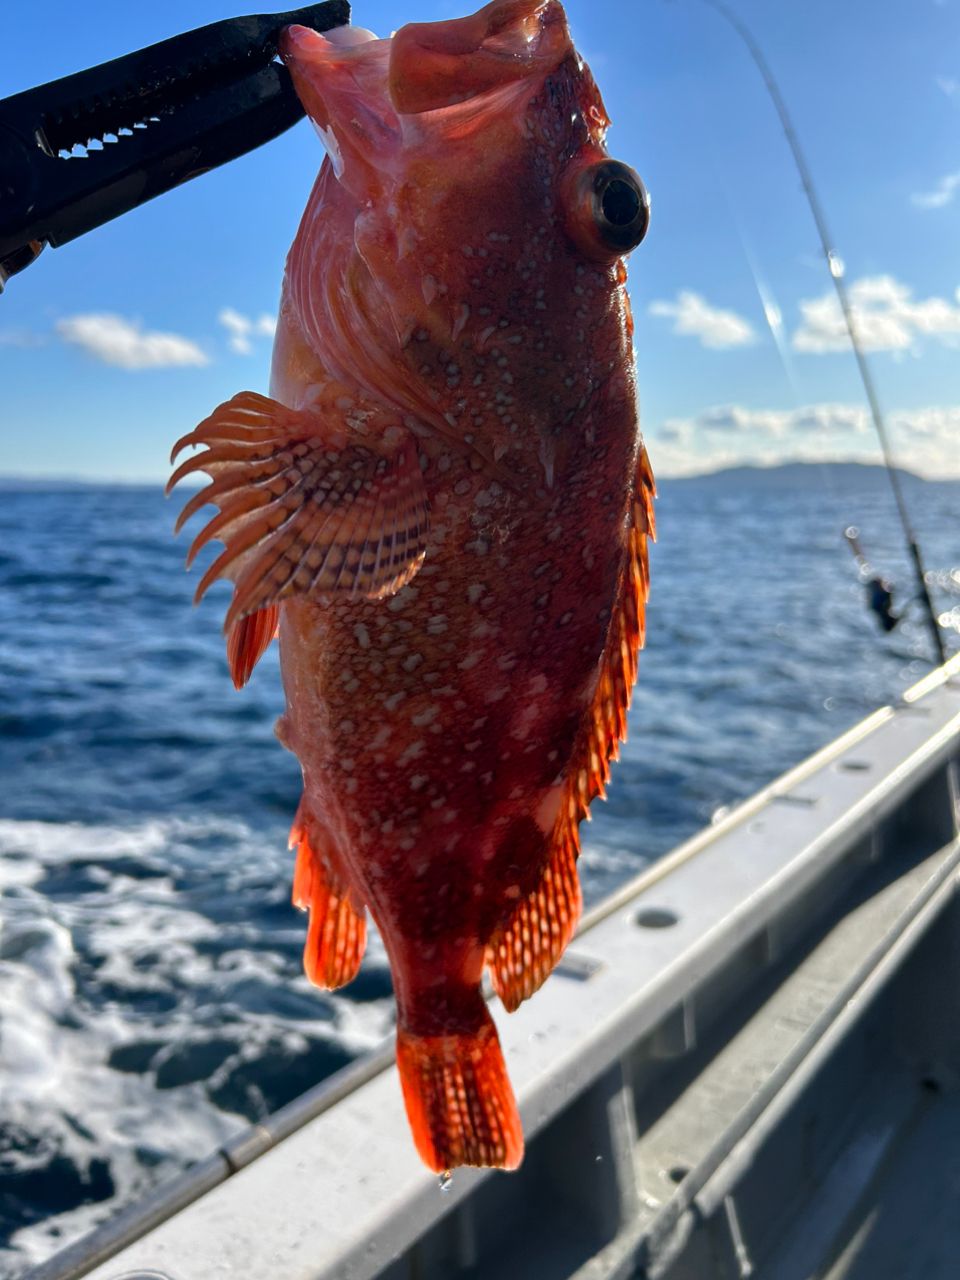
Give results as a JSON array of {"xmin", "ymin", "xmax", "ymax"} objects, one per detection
[
  {"xmin": 911, "ymin": 170, "xmax": 960, "ymax": 209},
  {"xmin": 218, "ymin": 307, "xmax": 277, "ymax": 355},
  {"xmin": 792, "ymin": 275, "xmax": 960, "ymax": 353},
  {"xmin": 936, "ymin": 76, "xmax": 958, "ymax": 97},
  {"xmin": 657, "ymin": 402, "xmax": 870, "ymax": 445},
  {"xmin": 648, "ymin": 290, "xmax": 755, "ymax": 349},
  {"xmin": 56, "ymin": 313, "xmax": 208, "ymax": 369},
  {"xmin": 649, "ymin": 401, "xmax": 960, "ymax": 480}
]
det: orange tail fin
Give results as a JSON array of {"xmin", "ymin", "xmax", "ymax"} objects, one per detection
[{"xmin": 396, "ymin": 1005, "xmax": 523, "ymax": 1172}]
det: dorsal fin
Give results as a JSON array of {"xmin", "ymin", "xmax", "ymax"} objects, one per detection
[{"xmin": 487, "ymin": 442, "xmax": 655, "ymax": 1011}]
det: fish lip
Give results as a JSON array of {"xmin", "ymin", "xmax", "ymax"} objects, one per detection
[
  {"xmin": 279, "ymin": 23, "xmax": 399, "ymax": 176},
  {"xmin": 388, "ymin": 0, "xmax": 573, "ymax": 116}
]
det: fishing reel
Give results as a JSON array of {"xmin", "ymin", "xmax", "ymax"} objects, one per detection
[{"xmin": 844, "ymin": 527, "xmax": 900, "ymax": 634}]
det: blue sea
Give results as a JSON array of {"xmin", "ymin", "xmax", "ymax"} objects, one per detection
[{"xmin": 0, "ymin": 468, "xmax": 957, "ymax": 1274}]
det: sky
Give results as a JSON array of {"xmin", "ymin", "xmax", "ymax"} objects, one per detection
[{"xmin": 1, "ymin": 0, "xmax": 958, "ymax": 481}]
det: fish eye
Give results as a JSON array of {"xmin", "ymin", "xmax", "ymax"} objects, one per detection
[
  {"xmin": 591, "ymin": 161, "xmax": 650, "ymax": 252},
  {"xmin": 562, "ymin": 157, "xmax": 650, "ymax": 261}
]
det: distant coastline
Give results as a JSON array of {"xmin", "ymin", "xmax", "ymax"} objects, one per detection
[
  {"xmin": 660, "ymin": 460, "xmax": 960, "ymax": 490},
  {"xmin": 1, "ymin": 459, "xmax": 957, "ymax": 491}
]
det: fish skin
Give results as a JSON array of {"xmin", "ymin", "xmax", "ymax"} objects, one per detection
[{"xmin": 170, "ymin": 0, "xmax": 654, "ymax": 1172}]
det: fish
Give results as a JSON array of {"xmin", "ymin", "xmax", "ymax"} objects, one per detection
[{"xmin": 169, "ymin": 0, "xmax": 654, "ymax": 1173}]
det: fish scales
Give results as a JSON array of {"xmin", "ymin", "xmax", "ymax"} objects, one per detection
[{"xmin": 170, "ymin": 0, "xmax": 653, "ymax": 1173}]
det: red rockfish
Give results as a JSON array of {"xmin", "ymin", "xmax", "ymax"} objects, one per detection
[{"xmin": 170, "ymin": 0, "xmax": 653, "ymax": 1172}]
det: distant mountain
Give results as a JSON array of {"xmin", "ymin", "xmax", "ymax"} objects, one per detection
[
  {"xmin": 0, "ymin": 460, "xmax": 956, "ymax": 493},
  {"xmin": 662, "ymin": 460, "xmax": 958, "ymax": 491}
]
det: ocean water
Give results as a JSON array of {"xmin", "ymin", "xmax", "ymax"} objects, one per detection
[{"xmin": 0, "ymin": 470, "xmax": 957, "ymax": 1274}]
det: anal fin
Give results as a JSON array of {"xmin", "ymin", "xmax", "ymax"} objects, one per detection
[
  {"xmin": 487, "ymin": 827, "xmax": 581, "ymax": 1013},
  {"xmin": 290, "ymin": 797, "xmax": 367, "ymax": 990}
]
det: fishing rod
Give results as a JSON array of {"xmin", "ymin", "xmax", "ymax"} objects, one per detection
[{"xmin": 691, "ymin": 0, "xmax": 948, "ymax": 666}]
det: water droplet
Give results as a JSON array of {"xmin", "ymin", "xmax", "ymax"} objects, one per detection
[{"xmin": 439, "ymin": 1170, "xmax": 453, "ymax": 1192}]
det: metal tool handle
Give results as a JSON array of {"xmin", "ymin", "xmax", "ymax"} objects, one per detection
[{"xmin": 0, "ymin": 0, "xmax": 350, "ymax": 291}]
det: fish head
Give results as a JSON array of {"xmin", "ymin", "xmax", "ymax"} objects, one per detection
[{"xmin": 281, "ymin": 0, "xmax": 649, "ymax": 458}]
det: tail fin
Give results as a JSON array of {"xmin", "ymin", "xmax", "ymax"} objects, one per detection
[{"xmin": 396, "ymin": 1005, "xmax": 524, "ymax": 1172}]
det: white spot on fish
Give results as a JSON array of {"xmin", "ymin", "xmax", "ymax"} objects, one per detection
[
  {"xmin": 452, "ymin": 303, "xmax": 470, "ymax": 341},
  {"xmin": 510, "ymin": 700, "xmax": 541, "ymax": 740},
  {"xmin": 421, "ymin": 274, "xmax": 438, "ymax": 305},
  {"xmin": 412, "ymin": 705, "xmax": 439, "ymax": 727},
  {"xmin": 398, "ymin": 740, "xmax": 426, "ymax": 765},
  {"xmin": 410, "ymin": 774, "xmax": 427, "ymax": 791},
  {"xmin": 538, "ymin": 436, "xmax": 556, "ymax": 490},
  {"xmin": 353, "ymin": 623, "xmax": 370, "ymax": 650}
]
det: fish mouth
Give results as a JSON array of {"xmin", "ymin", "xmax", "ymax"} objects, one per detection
[
  {"xmin": 389, "ymin": 0, "xmax": 572, "ymax": 115},
  {"xmin": 280, "ymin": 24, "xmax": 394, "ymax": 131},
  {"xmin": 281, "ymin": 1, "xmax": 572, "ymax": 130}
]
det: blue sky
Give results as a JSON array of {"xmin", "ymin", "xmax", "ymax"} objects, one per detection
[{"xmin": 1, "ymin": 0, "xmax": 958, "ymax": 480}]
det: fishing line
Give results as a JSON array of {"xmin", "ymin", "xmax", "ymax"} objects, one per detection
[
  {"xmin": 717, "ymin": 178, "xmax": 914, "ymax": 643},
  {"xmin": 682, "ymin": 0, "xmax": 949, "ymax": 666}
]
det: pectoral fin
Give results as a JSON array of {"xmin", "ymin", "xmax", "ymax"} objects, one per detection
[{"xmin": 168, "ymin": 389, "xmax": 429, "ymax": 636}]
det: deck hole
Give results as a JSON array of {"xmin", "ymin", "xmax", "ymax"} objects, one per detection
[
  {"xmin": 920, "ymin": 1076, "xmax": 941, "ymax": 1094},
  {"xmin": 635, "ymin": 906, "xmax": 679, "ymax": 929},
  {"xmin": 111, "ymin": 1272, "xmax": 176, "ymax": 1279},
  {"xmin": 838, "ymin": 759, "xmax": 872, "ymax": 772},
  {"xmin": 668, "ymin": 1165, "xmax": 689, "ymax": 1183},
  {"xmin": 771, "ymin": 793, "xmax": 818, "ymax": 807}
]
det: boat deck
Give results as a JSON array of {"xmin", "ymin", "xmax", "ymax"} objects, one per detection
[
  {"xmin": 27, "ymin": 657, "xmax": 960, "ymax": 1280},
  {"xmin": 821, "ymin": 1088, "xmax": 960, "ymax": 1280}
]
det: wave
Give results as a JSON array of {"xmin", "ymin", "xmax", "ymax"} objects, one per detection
[{"xmin": 0, "ymin": 814, "xmax": 393, "ymax": 1272}]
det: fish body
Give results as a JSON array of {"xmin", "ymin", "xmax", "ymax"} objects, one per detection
[{"xmin": 170, "ymin": 0, "xmax": 653, "ymax": 1172}]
